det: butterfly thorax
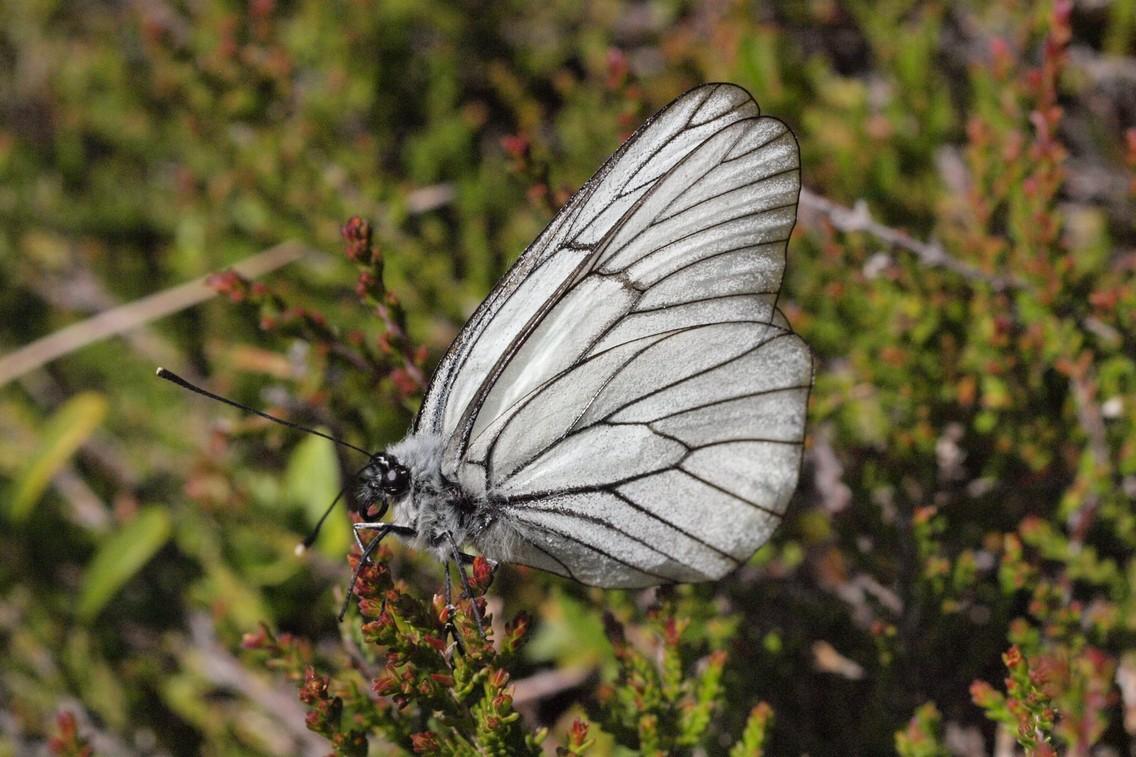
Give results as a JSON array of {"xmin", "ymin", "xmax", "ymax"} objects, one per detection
[{"xmin": 382, "ymin": 433, "xmax": 493, "ymax": 558}]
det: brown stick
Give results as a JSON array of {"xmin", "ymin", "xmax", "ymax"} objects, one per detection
[
  {"xmin": 798, "ymin": 188, "xmax": 1020, "ymax": 291},
  {"xmin": 0, "ymin": 241, "xmax": 314, "ymax": 387}
]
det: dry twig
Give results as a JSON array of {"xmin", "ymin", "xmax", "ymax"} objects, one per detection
[
  {"xmin": 0, "ymin": 241, "xmax": 315, "ymax": 387},
  {"xmin": 798, "ymin": 188, "xmax": 1020, "ymax": 291}
]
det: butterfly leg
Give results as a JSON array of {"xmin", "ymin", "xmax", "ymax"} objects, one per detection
[
  {"xmin": 352, "ymin": 523, "xmax": 368, "ymax": 555},
  {"xmin": 439, "ymin": 562, "xmax": 466, "ymax": 656},
  {"xmin": 443, "ymin": 561, "xmax": 453, "ymax": 606},
  {"xmin": 444, "ymin": 531, "xmax": 486, "ymax": 637},
  {"xmin": 352, "ymin": 522, "xmax": 415, "ymax": 562},
  {"xmin": 338, "ymin": 523, "xmax": 416, "ymax": 621}
]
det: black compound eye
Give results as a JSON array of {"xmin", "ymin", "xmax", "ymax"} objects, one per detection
[{"xmin": 381, "ymin": 464, "xmax": 410, "ymax": 495}]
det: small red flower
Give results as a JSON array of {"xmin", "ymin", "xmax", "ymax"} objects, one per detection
[
  {"xmin": 241, "ymin": 623, "xmax": 270, "ymax": 649},
  {"xmin": 500, "ymin": 134, "xmax": 529, "ymax": 159},
  {"xmin": 568, "ymin": 718, "xmax": 590, "ymax": 748},
  {"xmin": 605, "ymin": 48, "xmax": 628, "ymax": 89},
  {"xmin": 340, "ymin": 216, "xmax": 374, "ymax": 262},
  {"xmin": 470, "ymin": 555, "xmax": 495, "ymax": 594},
  {"xmin": 390, "ymin": 367, "xmax": 421, "ymax": 397},
  {"xmin": 410, "ymin": 732, "xmax": 440, "ymax": 753}
]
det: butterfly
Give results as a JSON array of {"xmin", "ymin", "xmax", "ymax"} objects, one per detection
[{"xmin": 161, "ymin": 82, "xmax": 812, "ymax": 627}]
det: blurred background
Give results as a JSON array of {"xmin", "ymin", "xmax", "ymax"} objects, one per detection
[{"xmin": 1, "ymin": 1, "xmax": 1133, "ymax": 754}]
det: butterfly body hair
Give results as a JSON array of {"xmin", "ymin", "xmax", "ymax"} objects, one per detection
[{"xmin": 382, "ymin": 433, "xmax": 494, "ymax": 560}]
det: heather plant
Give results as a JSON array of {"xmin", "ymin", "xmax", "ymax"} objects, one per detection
[{"xmin": 2, "ymin": 1, "xmax": 1134, "ymax": 754}]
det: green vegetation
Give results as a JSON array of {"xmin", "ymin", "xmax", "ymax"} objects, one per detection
[{"xmin": 1, "ymin": 1, "xmax": 1133, "ymax": 754}]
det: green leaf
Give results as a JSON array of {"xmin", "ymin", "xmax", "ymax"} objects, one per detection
[
  {"xmin": 284, "ymin": 433, "xmax": 347, "ymax": 557},
  {"xmin": 894, "ymin": 701, "xmax": 949, "ymax": 757},
  {"xmin": 525, "ymin": 588, "xmax": 611, "ymax": 669},
  {"xmin": 8, "ymin": 391, "xmax": 108, "ymax": 522},
  {"xmin": 730, "ymin": 703, "xmax": 774, "ymax": 757},
  {"xmin": 77, "ymin": 507, "xmax": 172, "ymax": 622}
]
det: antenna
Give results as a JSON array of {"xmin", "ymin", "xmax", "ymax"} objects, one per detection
[
  {"xmin": 297, "ymin": 461, "xmax": 395, "ymax": 554},
  {"xmin": 155, "ymin": 367, "xmax": 374, "ymax": 457},
  {"xmin": 297, "ymin": 485, "xmax": 348, "ymax": 555}
]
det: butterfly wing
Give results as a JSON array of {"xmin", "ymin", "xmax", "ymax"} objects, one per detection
[
  {"xmin": 480, "ymin": 322, "xmax": 811, "ymax": 587},
  {"xmin": 416, "ymin": 83, "xmax": 761, "ymax": 440},
  {"xmin": 417, "ymin": 84, "xmax": 811, "ymax": 587}
]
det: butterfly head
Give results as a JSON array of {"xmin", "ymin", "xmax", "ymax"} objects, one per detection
[{"xmin": 356, "ymin": 452, "xmax": 411, "ymax": 517}]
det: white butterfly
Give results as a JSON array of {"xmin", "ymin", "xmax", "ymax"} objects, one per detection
[
  {"xmin": 358, "ymin": 82, "xmax": 812, "ymax": 594},
  {"xmin": 160, "ymin": 82, "xmax": 812, "ymax": 618}
]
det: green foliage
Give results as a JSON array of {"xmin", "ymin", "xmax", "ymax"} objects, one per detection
[
  {"xmin": 2, "ymin": 0, "xmax": 1134, "ymax": 754},
  {"xmin": 7, "ymin": 392, "xmax": 107, "ymax": 521},
  {"xmin": 593, "ymin": 589, "xmax": 738, "ymax": 753},
  {"xmin": 76, "ymin": 506, "xmax": 172, "ymax": 621},
  {"xmin": 894, "ymin": 702, "xmax": 948, "ymax": 757},
  {"xmin": 244, "ymin": 545, "xmax": 549, "ymax": 755},
  {"xmin": 729, "ymin": 702, "xmax": 774, "ymax": 757},
  {"xmin": 284, "ymin": 434, "xmax": 349, "ymax": 558}
]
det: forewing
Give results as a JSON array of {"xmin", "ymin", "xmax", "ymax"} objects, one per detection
[
  {"xmin": 454, "ymin": 106, "xmax": 801, "ymax": 480},
  {"xmin": 415, "ymin": 83, "xmax": 762, "ymax": 440}
]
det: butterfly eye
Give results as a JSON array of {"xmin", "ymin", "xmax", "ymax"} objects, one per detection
[{"xmin": 381, "ymin": 464, "xmax": 410, "ymax": 496}]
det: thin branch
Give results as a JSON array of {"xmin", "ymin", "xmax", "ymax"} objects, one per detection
[
  {"xmin": 1067, "ymin": 44, "xmax": 1136, "ymax": 88},
  {"xmin": 2, "ymin": 187, "xmax": 1016, "ymax": 392},
  {"xmin": 808, "ymin": 423, "xmax": 852, "ymax": 515},
  {"xmin": 1070, "ymin": 372, "xmax": 1110, "ymax": 472},
  {"xmin": 25, "ymin": 263, "xmax": 188, "ymax": 377},
  {"xmin": 405, "ymin": 183, "xmax": 456, "ymax": 214},
  {"xmin": 1067, "ymin": 365, "xmax": 1111, "ymax": 543},
  {"xmin": 512, "ymin": 666, "xmax": 593, "ymax": 708},
  {"xmin": 0, "ymin": 241, "xmax": 316, "ymax": 388},
  {"xmin": 798, "ymin": 188, "xmax": 1020, "ymax": 291},
  {"xmin": 338, "ymin": 631, "xmax": 379, "ymax": 681},
  {"xmin": 50, "ymin": 465, "xmax": 111, "ymax": 532},
  {"xmin": 187, "ymin": 613, "xmax": 330, "ymax": 756}
]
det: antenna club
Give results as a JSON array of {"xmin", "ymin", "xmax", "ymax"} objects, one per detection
[{"xmin": 154, "ymin": 365, "xmax": 375, "ymax": 457}]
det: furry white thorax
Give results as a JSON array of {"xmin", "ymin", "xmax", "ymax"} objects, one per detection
[{"xmin": 385, "ymin": 432, "xmax": 486, "ymax": 559}]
